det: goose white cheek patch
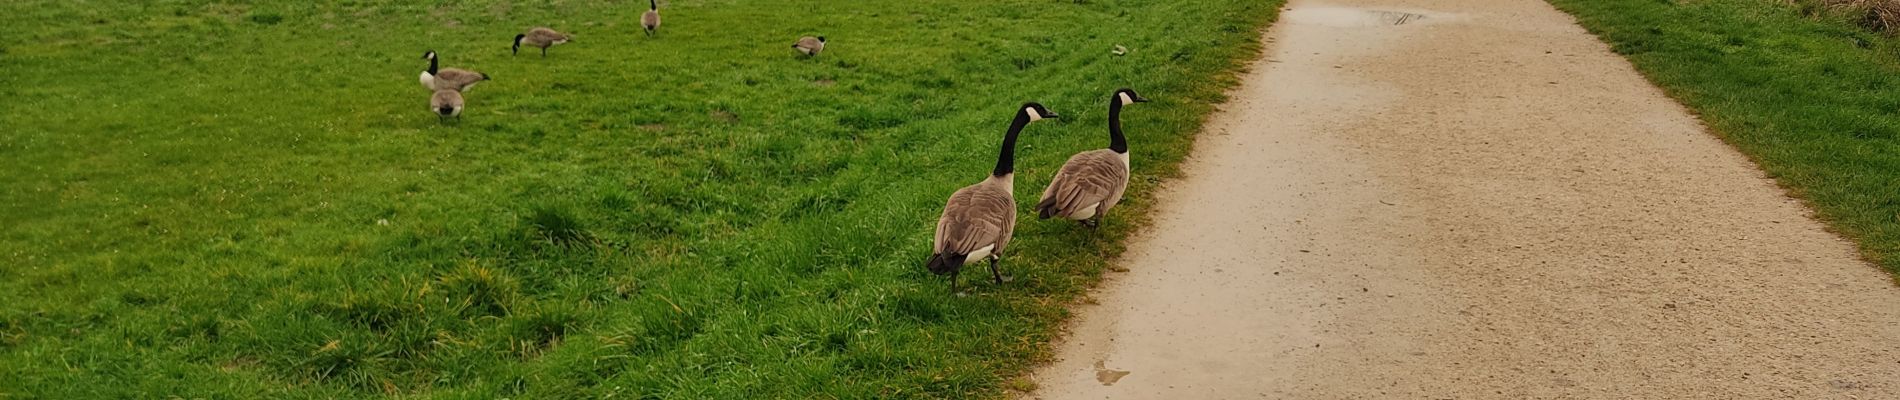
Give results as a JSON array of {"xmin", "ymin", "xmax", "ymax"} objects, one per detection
[
  {"xmin": 1119, "ymin": 92, "xmax": 1134, "ymax": 105},
  {"xmin": 1025, "ymin": 108, "xmax": 1043, "ymax": 121}
]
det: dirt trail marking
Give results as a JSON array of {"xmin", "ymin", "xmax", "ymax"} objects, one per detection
[{"xmin": 1030, "ymin": 0, "xmax": 1900, "ymax": 398}]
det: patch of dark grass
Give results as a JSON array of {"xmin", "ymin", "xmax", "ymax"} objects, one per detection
[
  {"xmin": 526, "ymin": 205, "xmax": 593, "ymax": 248},
  {"xmin": 505, "ymin": 302, "xmax": 585, "ymax": 359},
  {"xmin": 836, "ymin": 106, "xmax": 908, "ymax": 131},
  {"xmin": 437, "ymin": 263, "xmax": 520, "ymax": 317},
  {"xmin": 627, "ymin": 299, "xmax": 703, "ymax": 356},
  {"xmin": 247, "ymin": 12, "xmax": 284, "ymax": 25}
]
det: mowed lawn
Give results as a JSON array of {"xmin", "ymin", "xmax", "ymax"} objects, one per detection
[
  {"xmin": 1549, "ymin": 0, "xmax": 1900, "ymax": 282},
  {"xmin": 0, "ymin": 0, "xmax": 1278, "ymax": 398}
]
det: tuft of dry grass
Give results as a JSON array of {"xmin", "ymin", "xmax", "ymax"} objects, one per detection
[{"xmin": 1801, "ymin": 0, "xmax": 1900, "ymax": 32}]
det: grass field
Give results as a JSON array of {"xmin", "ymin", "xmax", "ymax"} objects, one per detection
[
  {"xmin": 1549, "ymin": 0, "xmax": 1900, "ymax": 282},
  {"xmin": 0, "ymin": 0, "xmax": 1280, "ymax": 398}
]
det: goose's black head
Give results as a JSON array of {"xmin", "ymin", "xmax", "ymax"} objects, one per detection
[
  {"xmin": 512, "ymin": 34, "xmax": 526, "ymax": 55},
  {"xmin": 422, "ymin": 50, "xmax": 437, "ymax": 60},
  {"xmin": 1020, "ymin": 102, "xmax": 1059, "ymax": 122},
  {"xmin": 1114, "ymin": 88, "xmax": 1151, "ymax": 105}
]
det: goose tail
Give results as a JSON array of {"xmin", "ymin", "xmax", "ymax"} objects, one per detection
[
  {"xmin": 925, "ymin": 253, "xmax": 965, "ymax": 276},
  {"xmin": 1035, "ymin": 197, "xmax": 1059, "ymax": 220}
]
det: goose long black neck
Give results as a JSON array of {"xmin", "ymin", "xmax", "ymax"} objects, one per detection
[
  {"xmin": 1108, "ymin": 98, "xmax": 1128, "ymax": 154},
  {"xmin": 650, "ymin": 0, "xmax": 657, "ymax": 10},
  {"xmin": 426, "ymin": 55, "xmax": 438, "ymax": 75},
  {"xmin": 993, "ymin": 113, "xmax": 1030, "ymax": 177}
]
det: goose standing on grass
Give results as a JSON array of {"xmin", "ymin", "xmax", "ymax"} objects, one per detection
[
  {"xmin": 641, "ymin": 0, "xmax": 661, "ymax": 37},
  {"xmin": 1036, "ymin": 88, "xmax": 1149, "ymax": 228},
  {"xmin": 792, "ymin": 36, "xmax": 826, "ymax": 57},
  {"xmin": 926, "ymin": 103, "xmax": 1061, "ymax": 293},
  {"xmin": 419, "ymin": 51, "xmax": 490, "ymax": 92},
  {"xmin": 514, "ymin": 27, "xmax": 571, "ymax": 56},
  {"xmin": 430, "ymin": 89, "xmax": 464, "ymax": 123}
]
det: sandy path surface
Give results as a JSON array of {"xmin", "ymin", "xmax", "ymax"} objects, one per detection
[{"xmin": 1029, "ymin": 0, "xmax": 1900, "ymax": 398}]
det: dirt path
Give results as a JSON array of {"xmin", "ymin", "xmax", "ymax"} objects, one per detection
[{"xmin": 1029, "ymin": 0, "xmax": 1900, "ymax": 398}]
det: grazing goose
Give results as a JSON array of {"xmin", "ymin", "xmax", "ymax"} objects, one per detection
[
  {"xmin": 430, "ymin": 89, "xmax": 464, "ymax": 123},
  {"xmin": 513, "ymin": 27, "xmax": 571, "ymax": 56},
  {"xmin": 792, "ymin": 36, "xmax": 826, "ymax": 57},
  {"xmin": 641, "ymin": 0, "xmax": 661, "ymax": 37},
  {"xmin": 1036, "ymin": 88, "xmax": 1149, "ymax": 228},
  {"xmin": 418, "ymin": 51, "xmax": 490, "ymax": 92},
  {"xmin": 926, "ymin": 103, "xmax": 1060, "ymax": 293}
]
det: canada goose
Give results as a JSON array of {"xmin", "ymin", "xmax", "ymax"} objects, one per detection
[
  {"xmin": 1036, "ymin": 88, "xmax": 1149, "ymax": 228},
  {"xmin": 430, "ymin": 89, "xmax": 464, "ymax": 123},
  {"xmin": 926, "ymin": 103, "xmax": 1060, "ymax": 293},
  {"xmin": 513, "ymin": 27, "xmax": 571, "ymax": 56},
  {"xmin": 792, "ymin": 36, "xmax": 826, "ymax": 57},
  {"xmin": 418, "ymin": 51, "xmax": 490, "ymax": 92},
  {"xmin": 641, "ymin": 0, "xmax": 661, "ymax": 37}
]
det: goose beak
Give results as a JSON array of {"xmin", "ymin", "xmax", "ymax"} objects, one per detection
[{"xmin": 1134, "ymin": 97, "xmax": 1151, "ymax": 103}]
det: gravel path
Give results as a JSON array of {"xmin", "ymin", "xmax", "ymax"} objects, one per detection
[{"xmin": 1029, "ymin": 0, "xmax": 1900, "ymax": 398}]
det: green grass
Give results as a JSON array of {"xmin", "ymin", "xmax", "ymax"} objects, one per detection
[
  {"xmin": 1548, "ymin": 0, "xmax": 1900, "ymax": 282},
  {"xmin": 0, "ymin": 0, "xmax": 1280, "ymax": 398}
]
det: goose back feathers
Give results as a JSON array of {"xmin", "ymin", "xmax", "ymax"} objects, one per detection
[
  {"xmin": 793, "ymin": 36, "xmax": 826, "ymax": 56},
  {"xmin": 929, "ymin": 176, "xmax": 1016, "ymax": 275},
  {"xmin": 430, "ymin": 89, "xmax": 464, "ymax": 120},
  {"xmin": 514, "ymin": 27, "xmax": 571, "ymax": 56},
  {"xmin": 642, "ymin": 0, "xmax": 661, "ymax": 36},
  {"xmin": 1036, "ymin": 149, "xmax": 1129, "ymax": 221},
  {"xmin": 420, "ymin": 51, "xmax": 489, "ymax": 92}
]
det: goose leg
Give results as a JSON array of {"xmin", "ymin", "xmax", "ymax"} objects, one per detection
[
  {"xmin": 988, "ymin": 258, "xmax": 1004, "ymax": 284},
  {"xmin": 541, "ymin": 47, "xmax": 547, "ymax": 57}
]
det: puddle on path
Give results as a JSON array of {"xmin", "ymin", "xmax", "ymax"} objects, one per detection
[{"xmin": 1092, "ymin": 360, "xmax": 1131, "ymax": 386}]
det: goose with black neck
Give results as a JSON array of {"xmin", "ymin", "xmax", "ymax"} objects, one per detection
[
  {"xmin": 926, "ymin": 102, "xmax": 1060, "ymax": 294},
  {"xmin": 1036, "ymin": 88, "xmax": 1149, "ymax": 228},
  {"xmin": 418, "ymin": 50, "xmax": 489, "ymax": 92}
]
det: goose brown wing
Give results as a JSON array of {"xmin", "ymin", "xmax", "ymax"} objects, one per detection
[
  {"xmin": 433, "ymin": 68, "xmax": 484, "ymax": 90},
  {"xmin": 525, "ymin": 28, "xmax": 566, "ymax": 44},
  {"xmin": 1047, "ymin": 150, "xmax": 1127, "ymax": 217},
  {"xmin": 933, "ymin": 185, "xmax": 1015, "ymax": 255}
]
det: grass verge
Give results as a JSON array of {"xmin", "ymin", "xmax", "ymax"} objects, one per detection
[
  {"xmin": 1548, "ymin": 0, "xmax": 1900, "ymax": 283},
  {"xmin": 0, "ymin": 0, "xmax": 1281, "ymax": 398}
]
